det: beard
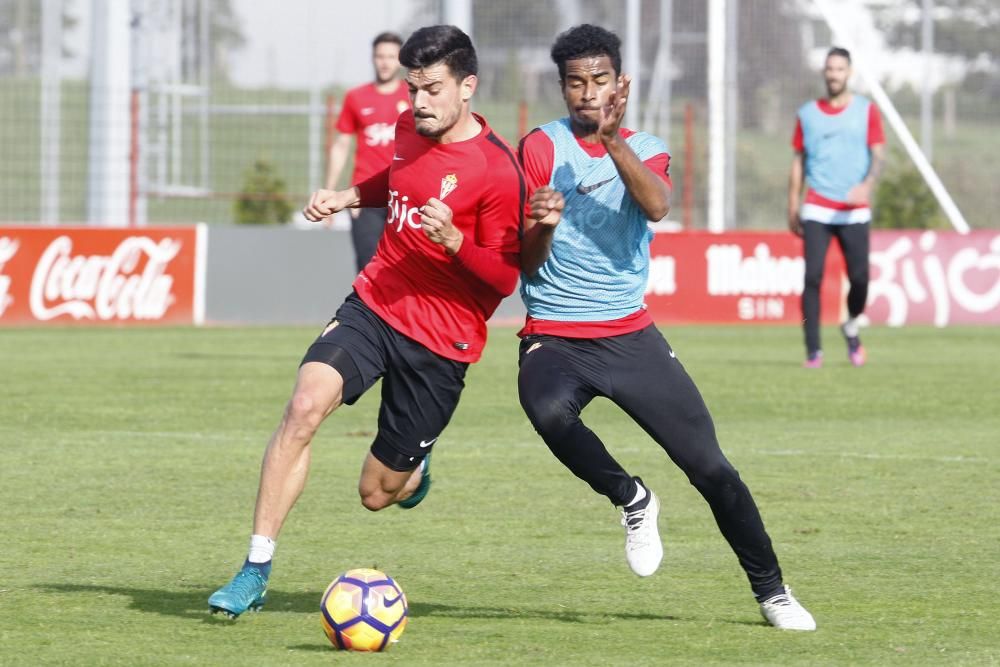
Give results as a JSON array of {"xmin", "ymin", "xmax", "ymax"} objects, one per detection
[
  {"xmin": 826, "ymin": 79, "xmax": 846, "ymax": 97},
  {"xmin": 572, "ymin": 115, "xmax": 599, "ymax": 134},
  {"xmin": 415, "ymin": 122, "xmax": 445, "ymax": 138},
  {"xmin": 414, "ymin": 108, "xmax": 459, "ymax": 139}
]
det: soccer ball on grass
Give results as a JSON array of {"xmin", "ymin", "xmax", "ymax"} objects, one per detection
[{"xmin": 320, "ymin": 568, "xmax": 408, "ymax": 651}]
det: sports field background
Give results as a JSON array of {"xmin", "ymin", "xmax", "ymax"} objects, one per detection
[
  {"xmin": 1, "ymin": 324, "xmax": 997, "ymax": 665},
  {"xmin": 2, "ymin": 78, "xmax": 998, "ymax": 230}
]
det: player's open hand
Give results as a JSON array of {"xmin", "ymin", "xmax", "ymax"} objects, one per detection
[
  {"xmin": 846, "ymin": 182, "xmax": 871, "ymax": 205},
  {"xmin": 529, "ymin": 186, "xmax": 565, "ymax": 228},
  {"xmin": 304, "ymin": 189, "xmax": 350, "ymax": 223},
  {"xmin": 420, "ymin": 197, "xmax": 463, "ymax": 255},
  {"xmin": 788, "ymin": 209, "xmax": 803, "ymax": 237},
  {"xmin": 599, "ymin": 75, "xmax": 630, "ymax": 143}
]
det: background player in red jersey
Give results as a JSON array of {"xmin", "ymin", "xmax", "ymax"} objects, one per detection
[
  {"xmin": 325, "ymin": 32, "xmax": 410, "ymax": 272},
  {"xmin": 208, "ymin": 25, "xmax": 524, "ymax": 619}
]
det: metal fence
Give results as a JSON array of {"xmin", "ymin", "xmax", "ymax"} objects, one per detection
[{"xmin": 1, "ymin": 0, "xmax": 997, "ymax": 229}]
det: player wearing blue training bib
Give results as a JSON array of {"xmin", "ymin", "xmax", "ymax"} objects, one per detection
[
  {"xmin": 789, "ymin": 46, "xmax": 885, "ymax": 368},
  {"xmin": 516, "ymin": 24, "xmax": 816, "ymax": 631}
]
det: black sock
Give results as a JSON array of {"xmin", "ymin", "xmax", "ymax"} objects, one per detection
[{"xmin": 624, "ymin": 477, "xmax": 651, "ymax": 510}]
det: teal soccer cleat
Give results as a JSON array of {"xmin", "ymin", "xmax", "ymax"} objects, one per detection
[
  {"xmin": 208, "ymin": 563, "xmax": 269, "ymax": 618},
  {"xmin": 398, "ymin": 454, "xmax": 432, "ymax": 509}
]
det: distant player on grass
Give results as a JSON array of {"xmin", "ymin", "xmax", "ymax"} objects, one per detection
[
  {"xmin": 324, "ymin": 31, "xmax": 410, "ymax": 272},
  {"xmin": 208, "ymin": 25, "xmax": 524, "ymax": 619},
  {"xmin": 517, "ymin": 24, "xmax": 815, "ymax": 630},
  {"xmin": 789, "ymin": 46, "xmax": 885, "ymax": 368}
]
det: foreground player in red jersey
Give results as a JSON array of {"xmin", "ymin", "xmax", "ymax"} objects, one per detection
[{"xmin": 208, "ymin": 25, "xmax": 524, "ymax": 619}]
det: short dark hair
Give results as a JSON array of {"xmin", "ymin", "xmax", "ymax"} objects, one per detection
[
  {"xmin": 399, "ymin": 25, "xmax": 478, "ymax": 81},
  {"xmin": 372, "ymin": 32, "xmax": 403, "ymax": 50},
  {"xmin": 827, "ymin": 46, "xmax": 851, "ymax": 64},
  {"xmin": 550, "ymin": 24, "xmax": 622, "ymax": 80}
]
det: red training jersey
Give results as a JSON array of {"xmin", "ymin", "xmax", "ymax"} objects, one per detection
[
  {"xmin": 517, "ymin": 128, "xmax": 671, "ymax": 338},
  {"xmin": 336, "ymin": 80, "xmax": 411, "ymax": 184},
  {"xmin": 352, "ymin": 110, "xmax": 524, "ymax": 363}
]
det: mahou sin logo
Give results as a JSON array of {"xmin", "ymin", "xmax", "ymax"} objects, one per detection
[{"xmin": 29, "ymin": 235, "xmax": 182, "ymax": 321}]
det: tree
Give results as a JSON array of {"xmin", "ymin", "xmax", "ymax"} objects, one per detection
[
  {"xmin": 206, "ymin": 0, "xmax": 245, "ymax": 82},
  {"xmin": 872, "ymin": 0, "xmax": 999, "ymax": 63},
  {"xmin": 178, "ymin": 0, "xmax": 245, "ymax": 83},
  {"xmin": 234, "ymin": 158, "xmax": 293, "ymax": 225},
  {"xmin": 0, "ymin": 0, "xmax": 78, "ymax": 76}
]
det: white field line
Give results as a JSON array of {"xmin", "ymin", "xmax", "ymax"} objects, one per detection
[{"xmin": 747, "ymin": 449, "xmax": 987, "ymax": 464}]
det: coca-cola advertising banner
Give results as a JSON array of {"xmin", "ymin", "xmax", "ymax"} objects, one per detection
[
  {"xmin": 0, "ymin": 226, "xmax": 205, "ymax": 325},
  {"xmin": 645, "ymin": 230, "xmax": 1000, "ymax": 326}
]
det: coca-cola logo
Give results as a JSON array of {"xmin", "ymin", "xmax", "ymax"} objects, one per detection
[
  {"xmin": 0, "ymin": 236, "xmax": 18, "ymax": 317},
  {"xmin": 29, "ymin": 235, "xmax": 182, "ymax": 321}
]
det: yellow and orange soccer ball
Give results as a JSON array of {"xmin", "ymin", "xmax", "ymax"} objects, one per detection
[{"xmin": 320, "ymin": 568, "xmax": 408, "ymax": 652}]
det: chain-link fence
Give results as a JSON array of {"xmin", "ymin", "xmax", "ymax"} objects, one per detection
[{"xmin": 2, "ymin": 0, "xmax": 997, "ymax": 228}]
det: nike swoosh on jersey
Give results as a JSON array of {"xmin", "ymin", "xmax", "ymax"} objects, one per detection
[
  {"xmin": 576, "ymin": 176, "xmax": 617, "ymax": 195},
  {"xmin": 419, "ymin": 438, "xmax": 438, "ymax": 448}
]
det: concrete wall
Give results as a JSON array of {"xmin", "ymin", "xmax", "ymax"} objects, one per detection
[{"xmin": 204, "ymin": 226, "xmax": 526, "ymax": 325}]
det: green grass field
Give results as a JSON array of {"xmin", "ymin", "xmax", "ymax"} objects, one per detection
[{"xmin": 1, "ymin": 324, "xmax": 998, "ymax": 665}]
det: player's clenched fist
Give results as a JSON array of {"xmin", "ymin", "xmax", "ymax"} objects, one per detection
[
  {"xmin": 529, "ymin": 186, "xmax": 565, "ymax": 228},
  {"xmin": 303, "ymin": 188, "xmax": 357, "ymax": 223},
  {"xmin": 420, "ymin": 197, "xmax": 463, "ymax": 255}
]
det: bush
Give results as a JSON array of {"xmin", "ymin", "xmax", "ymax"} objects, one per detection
[
  {"xmin": 233, "ymin": 158, "xmax": 293, "ymax": 225},
  {"xmin": 874, "ymin": 153, "xmax": 946, "ymax": 229}
]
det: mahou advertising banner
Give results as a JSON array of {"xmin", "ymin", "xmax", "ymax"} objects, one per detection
[
  {"xmin": 867, "ymin": 230, "xmax": 1000, "ymax": 326},
  {"xmin": 0, "ymin": 226, "xmax": 205, "ymax": 325},
  {"xmin": 644, "ymin": 230, "xmax": 1000, "ymax": 326},
  {"xmin": 645, "ymin": 231, "xmax": 845, "ymax": 324}
]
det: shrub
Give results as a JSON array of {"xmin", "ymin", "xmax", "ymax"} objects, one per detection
[
  {"xmin": 233, "ymin": 158, "xmax": 293, "ymax": 225},
  {"xmin": 873, "ymin": 151, "xmax": 946, "ymax": 229}
]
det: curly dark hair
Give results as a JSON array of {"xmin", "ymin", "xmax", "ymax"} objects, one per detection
[{"xmin": 550, "ymin": 24, "xmax": 622, "ymax": 80}]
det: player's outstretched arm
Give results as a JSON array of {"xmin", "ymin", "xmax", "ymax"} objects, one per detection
[
  {"xmin": 324, "ymin": 134, "xmax": 353, "ymax": 190},
  {"xmin": 600, "ymin": 75, "xmax": 671, "ymax": 221},
  {"xmin": 787, "ymin": 152, "xmax": 805, "ymax": 237},
  {"xmin": 303, "ymin": 187, "xmax": 361, "ymax": 223},
  {"xmin": 304, "ymin": 166, "xmax": 393, "ymax": 222},
  {"xmin": 521, "ymin": 186, "xmax": 564, "ymax": 276}
]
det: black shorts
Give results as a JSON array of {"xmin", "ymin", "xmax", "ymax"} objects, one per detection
[{"xmin": 301, "ymin": 293, "xmax": 468, "ymax": 472}]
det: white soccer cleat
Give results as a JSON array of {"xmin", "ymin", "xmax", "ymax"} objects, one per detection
[
  {"xmin": 760, "ymin": 586, "xmax": 817, "ymax": 631},
  {"xmin": 620, "ymin": 490, "xmax": 663, "ymax": 577}
]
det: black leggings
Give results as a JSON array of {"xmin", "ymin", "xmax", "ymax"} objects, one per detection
[
  {"xmin": 517, "ymin": 326, "xmax": 784, "ymax": 600},
  {"xmin": 802, "ymin": 220, "xmax": 870, "ymax": 354},
  {"xmin": 351, "ymin": 207, "xmax": 387, "ymax": 273}
]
